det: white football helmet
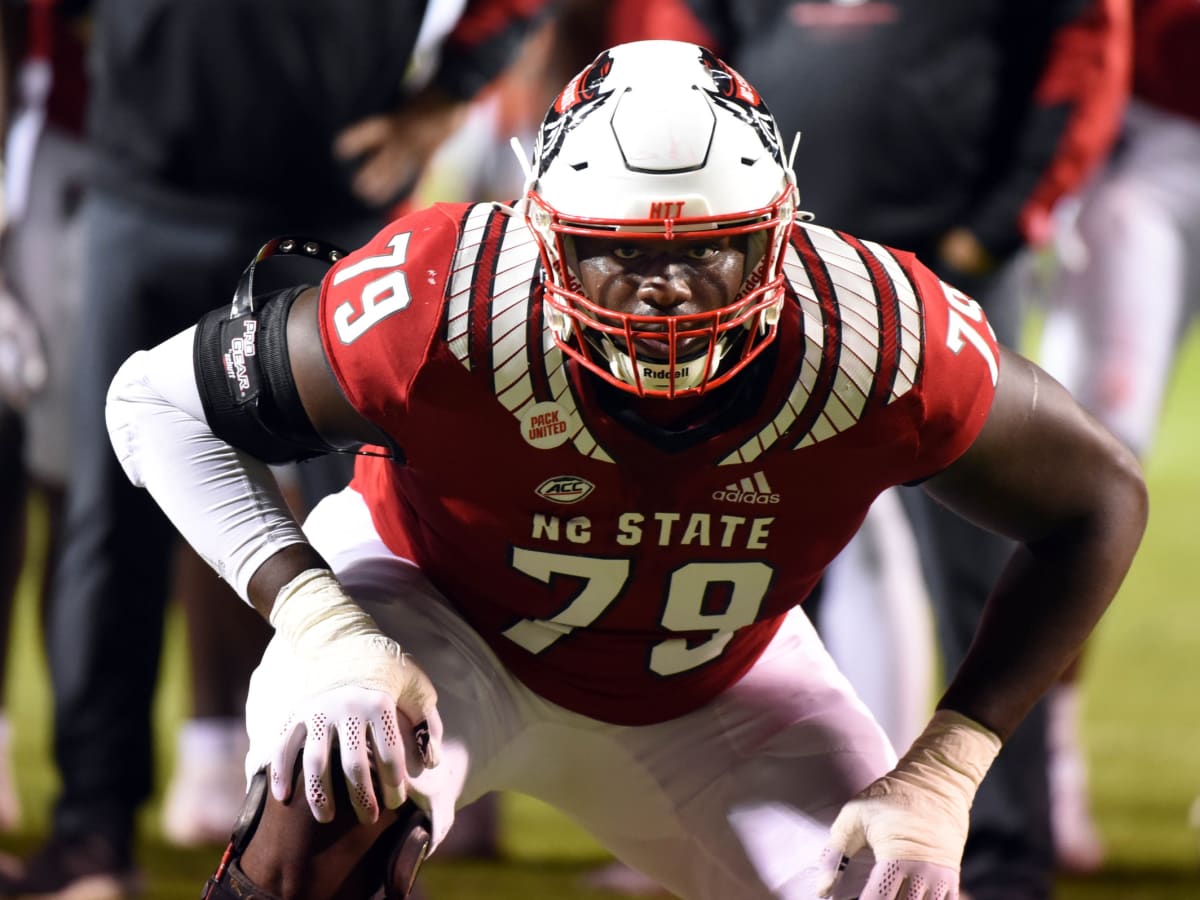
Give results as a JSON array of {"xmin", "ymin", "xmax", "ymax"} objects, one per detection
[{"xmin": 522, "ymin": 40, "xmax": 798, "ymax": 398}]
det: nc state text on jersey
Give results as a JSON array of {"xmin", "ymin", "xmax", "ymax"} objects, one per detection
[{"xmin": 532, "ymin": 512, "xmax": 774, "ymax": 549}]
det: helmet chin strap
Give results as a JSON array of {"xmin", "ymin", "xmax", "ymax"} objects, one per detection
[{"xmin": 598, "ymin": 334, "xmax": 730, "ymax": 395}]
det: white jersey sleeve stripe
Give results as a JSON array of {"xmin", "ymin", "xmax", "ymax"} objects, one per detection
[
  {"xmin": 861, "ymin": 239, "xmax": 923, "ymax": 403},
  {"xmin": 544, "ymin": 340, "xmax": 614, "ymax": 462},
  {"xmin": 455, "ymin": 209, "xmax": 612, "ymax": 463},
  {"xmin": 491, "ymin": 219, "xmax": 541, "ymax": 406},
  {"xmin": 720, "ymin": 243, "xmax": 824, "ymax": 465},
  {"xmin": 805, "ymin": 226, "xmax": 880, "ymax": 433},
  {"xmin": 446, "ymin": 203, "xmax": 494, "ymax": 365}
]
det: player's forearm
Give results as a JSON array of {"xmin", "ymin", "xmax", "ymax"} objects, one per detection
[
  {"xmin": 939, "ymin": 466, "xmax": 1147, "ymax": 739},
  {"xmin": 246, "ymin": 543, "xmax": 330, "ymax": 619},
  {"xmin": 106, "ymin": 325, "xmax": 310, "ymax": 607}
]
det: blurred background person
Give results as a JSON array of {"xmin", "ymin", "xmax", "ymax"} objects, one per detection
[
  {"xmin": 0, "ymin": 0, "xmax": 90, "ymax": 836},
  {"xmin": 156, "ymin": 546, "xmax": 273, "ymax": 847},
  {"xmin": 606, "ymin": 2, "xmax": 1131, "ymax": 898},
  {"xmin": 1037, "ymin": 0, "xmax": 1200, "ymax": 872},
  {"xmin": 0, "ymin": 1, "xmax": 282, "ymax": 853},
  {"xmin": 0, "ymin": 0, "xmax": 268, "ymax": 854},
  {"xmin": 0, "ymin": 1, "xmax": 552, "ymax": 897}
]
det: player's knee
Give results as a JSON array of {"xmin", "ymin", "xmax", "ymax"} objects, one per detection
[
  {"xmin": 201, "ymin": 768, "xmax": 275, "ymax": 899},
  {"xmin": 201, "ymin": 767, "xmax": 433, "ymax": 900}
]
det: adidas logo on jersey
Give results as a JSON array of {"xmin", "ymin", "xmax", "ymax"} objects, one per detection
[{"xmin": 712, "ymin": 471, "xmax": 781, "ymax": 504}]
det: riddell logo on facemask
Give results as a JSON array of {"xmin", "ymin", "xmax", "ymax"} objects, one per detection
[
  {"xmin": 712, "ymin": 471, "xmax": 781, "ymax": 504},
  {"xmin": 643, "ymin": 364, "xmax": 689, "ymax": 380}
]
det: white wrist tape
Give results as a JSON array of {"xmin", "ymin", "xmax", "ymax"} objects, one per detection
[
  {"xmin": 270, "ymin": 567, "xmax": 384, "ymax": 645},
  {"xmin": 904, "ymin": 709, "xmax": 1002, "ymax": 792},
  {"xmin": 865, "ymin": 709, "xmax": 1002, "ymax": 864},
  {"xmin": 269, "ymin": 568, "xmax": 431, "ymax": 706},
  {"xmin": 817, "ymin": 710, "xmax": 1001, "ymax": 897}
]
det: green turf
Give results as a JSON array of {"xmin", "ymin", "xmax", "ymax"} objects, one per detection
[{"xmin": 3, "ymin": 332, "xmax": 1200, "ymax": 898}]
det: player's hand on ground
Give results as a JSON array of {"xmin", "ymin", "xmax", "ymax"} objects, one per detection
[
  {"xmin": 267, "ymin": 569, "xmax": 443, "ymax": 824},
  {"xmin": 815, "ymin": 710, "xmax": 1001, "ymax": 900}
]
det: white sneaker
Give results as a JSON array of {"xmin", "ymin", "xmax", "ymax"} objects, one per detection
[
  {"xmin": 1047, "ymin": 685, "xmax": 1105, "ymax": 873},
  {"xmin": 0, "ymin": 716, "xmax": 21, "ymax": 831},
  {"xmin": 161, "ymin": 718, "xmax": 249, "ymax": 847}
]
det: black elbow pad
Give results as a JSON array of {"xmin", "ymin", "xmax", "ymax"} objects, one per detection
[{"xmin": 193, "ymin": 286, "xmax": 330, "ymax": 463}]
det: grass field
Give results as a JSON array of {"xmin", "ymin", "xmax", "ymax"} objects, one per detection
[{"xmin": 3, "ymin": 332, "xmax": 1200, "ymax": 898}]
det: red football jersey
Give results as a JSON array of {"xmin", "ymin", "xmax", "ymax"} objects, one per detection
[{"xmin": 318, "ymin": 201, "xmax": 999, "ymax": 725}]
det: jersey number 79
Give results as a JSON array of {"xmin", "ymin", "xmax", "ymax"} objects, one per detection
[
  {"xmin": 331, "ymin": 233, "xmax": 413, "ymax": 344},
  {"xmin": 503, "ymin": 547, "xmax": 774, "ymax": 677}
]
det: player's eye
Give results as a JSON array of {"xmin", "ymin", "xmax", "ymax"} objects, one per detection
[
  {"xmin": 612, "ymin": 246, "xmax": 642, "ymax": 260},
  {"xmin": 685, "ymin": 245, "xmax": 720, "ymax": 261}
]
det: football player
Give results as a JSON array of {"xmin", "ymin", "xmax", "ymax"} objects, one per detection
[{"xmin": 106, "ymin": 41, "xmax": 1146, "ymax": 900}]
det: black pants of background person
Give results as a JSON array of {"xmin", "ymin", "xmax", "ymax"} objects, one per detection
[
  {"xmin": 902, "ymin": 257, "xmax": 1054, "ymax": 900},
  {"xmin": 46, "ymin": 190, "xmax": 376, "ymax": 864}
]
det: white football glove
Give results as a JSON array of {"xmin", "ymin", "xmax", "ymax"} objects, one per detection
[
  {"xmin": 267, "ymin": 568, "xmax": 443, "ymax": 825},
  {"xmin": 816, "ymin": 709, "xmax": 1002, "ymax": 900}
]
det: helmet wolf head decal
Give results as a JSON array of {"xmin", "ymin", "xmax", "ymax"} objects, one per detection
[
  {"xmin": 697, "ymin": 46, "xmax": 786, "ymax": 169},
  {"xmin": 535, "ymin": 48, "xmax": 616, "ymax": 177}
]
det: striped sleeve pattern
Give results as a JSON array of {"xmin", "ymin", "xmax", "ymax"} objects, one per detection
[{"xmin": 721, "ymin": 224, "xmax": 923, "ymax": 465}]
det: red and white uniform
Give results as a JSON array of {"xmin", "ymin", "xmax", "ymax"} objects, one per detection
[
  {"xmin": 317, "ymin": 201, "xmax": 998, "ymax": 725},
  {"xmin": 213, "ymin": 200, "xmax": 1006, "ymax": 899}
]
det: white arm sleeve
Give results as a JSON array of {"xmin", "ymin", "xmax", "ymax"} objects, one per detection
[{"xmin": 106, "ymin": 325, "xmax": 308, "ymax": 602}]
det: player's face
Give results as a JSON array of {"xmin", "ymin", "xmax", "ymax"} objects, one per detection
[{"xmin": 572, "ymin": 235, "xmax": 747, "ymax": 362}]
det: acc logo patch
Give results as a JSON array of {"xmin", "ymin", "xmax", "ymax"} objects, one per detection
[{"xmin": 536, "ymin": 475, "xmax": 595, "ymax": 504}]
